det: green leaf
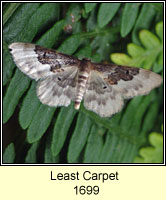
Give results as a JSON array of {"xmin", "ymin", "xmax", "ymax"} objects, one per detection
[
  {"xmin": 142, "ymin": 101, "xmax": 159, "ymax": 133},
  {"xmin": 27, "ymin": 105, "xmax": 56, "ymax": 143},
  {"xmin": 83, "ymin": 125, "xmax": 104, "ymax": 163},
  {"xmin": 17, "ymin": 3, "xmax": 60, "ymax": 42},
  {"xmin": 139, "ymin": 30, "xmax": 160, "ymax": 49},
  {"xmin": 150, "ymin": 2, "xmax": 163, "ymax": 19},
  {"xmin": 75, "ymin": 45, "xmax": 92, "ymax": 60},
  {"xmin": 121, "ymin": 3, "xmax": 140, "ymax": 37},
  {"xmin": 3, "ymin": 3, "xmax": 40, "ymax": 43},
  {"xmin": 153, "ymin": 62, "xmax": 163, "ymax": 73},
  {"xmin": 3, "ymin": 3, "xmax": 21, "ymax": 26},
  {"xmin": 44, "ymin": 133, "xmax": 59, "ymax": 163},
  {"xmin": 127, "ymin": 43, "xmax": 145, "ymax": 57},
  {"xmin": 84, "ymin": 3, "xmax": 97, "ymax": 13},
  {"xmin": 3, "ymin": 41, "xmax": 15, "ymax": 86},
  {"xmin": 91, "ymin": 28, "xmax": 119, "ymax": 61},
  {"xmin": 111, "ymin": 53, "xmax": 132, "ymax": 65},
  {"xmin": 3, "ymin": 143, "xmax": 15, "ymax": 163},
  {"xmin": 25, "ymin": 142, "xmax": 39, "ymax": 163},
  {"xmin": 155, "ymin": 21, "xmax": 163, "ymax": 41},
  {"xmin": 134, "ymin": 132, "xmax": 163, "ymax": 163},
  {"xmin": 99, "ymin": 134, "xmax": 118, "ymax": 163},
  {"xmin": 120, "ymin": 96, "xmax": 144, "ymax": 133},
  {"xmin": 158, "ymin": 51, "xmax": 163, "ymax": 65},
  {"xmin": 37, "ymin": 20, "xmax": 65, "ymax": 48},
  {"xmin": 63, "ymin": 3, "xmax": 82, "ymax": 33},
  {"xmin": 67, "ymin": 113, "xmax": 92, "ymax": 163},
  {"xmin": 98, "ymin": 3, "xmax": 121, "ymax": 28},
  {"xmin": 65, "ymin": 3, "xmax": 82, "ymax": 23},
  {"xmin": 19, "ymin": 82, "xmax": 40, "ymax": 129},
  {"xmin": 3, "ymin": 69, "xmax": 30, "ymax": 124},
  {"xmin": 132, "ymin": 3, "xmax": 156, "ymax": 45},
  {"xmin": 58, "ymin": 35, "xmax": 81, "ymax": 54},
  {"xmin": 126, "ymin": 95, "xmax": 153, "ymax": 136},
  {"xmin": 51, "ymin": 106, "xmax": 77, "ymax": 156},
  {"xmin": 111, "ymin": 21, "xmax": 163, "ymax": 70},
  {"xmin": 86, "ymin": 7, "xmax": 97, "ymax": 32}
]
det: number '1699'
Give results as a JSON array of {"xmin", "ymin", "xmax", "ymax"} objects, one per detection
[{"xmin": 74, "ymin": 185, "xmax": 99, "ymax": 195}]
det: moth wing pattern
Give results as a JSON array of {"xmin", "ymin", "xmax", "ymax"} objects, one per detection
[
  {"xmin": 84, "ymin": 63, "xmax": 162, "ymax": 117},
  {"xmin": 9, "ymin": 42, "xmax": 162, "ymax": 118},
  {"xmin": 9, "ymin": 43, "xmax": 52, "ymax": 80},
  {"xmin": 118, "ymin": 68, "xmax": 162, "ymax": 98},
  {"xmin": 37, "ymin": 67, "xmax": 78, "ymax": 107},
  {"xmin": 8, "ymin": 42, "xmax": 80, "ymax": 81},
  {"xmin": 84, "ymin": 71, "xmax": 124, "ymax": 117},
  {"xmin": 9, "ymin": 42, "xmax": 81, "ymax": 107}
]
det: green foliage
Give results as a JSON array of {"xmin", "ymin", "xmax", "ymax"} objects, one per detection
[
  {"xmin": 3, "ymin": 3, "xmax": 21, "ymax": 26},
  {"xmin": 84, "ymin": 3, "xmax": 97, "ymax": 13},
  {"xmin": 97, "ymin": 3, "xmax": 121, "ymax": 28},
  {"xmin": 134, "ymin": 126, "xmax": 163, "ymax": 163},
  {"xmin": 111, "ymin": 21, "xmax": 163, "ymax": 70},
  {"xmin": 3, "ymin": 69, "xmax": 30, "ymax": 124},
  {"xmin": 52, "ymin": 106, "xmax": 77, "ymax": 156},
  {"xmin": 25, "ymin": 142, "xmax": 39, "ymax": 163},
  {"xmin": 3, "ymin": 3, "xmax": 163, "ymax": 164},
  {"xmin": 3, "ymin": 143, "xmax": 15, "ymax": 163},
  {"xmin": 27, "ymin": 106, "xmax": 56, "ymax": 143},
  {"xmin": 121, "ymin": 3, "xmax": 140, "ymax": 37},
  {"xmin": 131, "ymin": 3, "xmax": 157, "ymax": 45},
  {"xmin": 67, "ymin": 113, "xmax": 92, "ymax": 163}
]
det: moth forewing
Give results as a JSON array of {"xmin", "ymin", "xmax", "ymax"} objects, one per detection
[{"xmin": 8, "ymin": 43, "xmax": 52, "ymax": 80}]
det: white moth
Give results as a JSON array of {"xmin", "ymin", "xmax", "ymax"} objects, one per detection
[{"xmin": 9, "ymin": 43, "xmax": 162, "ymax": 117}]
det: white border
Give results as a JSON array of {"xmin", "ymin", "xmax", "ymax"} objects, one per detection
[{"xmin": 1, "ymin": 1, "xmax": 165, "ymax": 166}]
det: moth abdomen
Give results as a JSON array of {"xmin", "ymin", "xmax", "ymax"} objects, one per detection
[{"xmin": 74, "ymin": 71, "xmax": 90, "ymax": 110}]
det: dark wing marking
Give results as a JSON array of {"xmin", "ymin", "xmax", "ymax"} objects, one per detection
[
  {"xmin": 92, "ymin": 63, "xmax": 162, "ymax": 98},
  {"xmin": 8, "ymin": 42, "xmax": 80, "ymax": 81}
]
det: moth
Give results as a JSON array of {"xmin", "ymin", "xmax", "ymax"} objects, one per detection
[{"xmin": 9, "ymin": 43, "xmax": 162, "ymax": 117}]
